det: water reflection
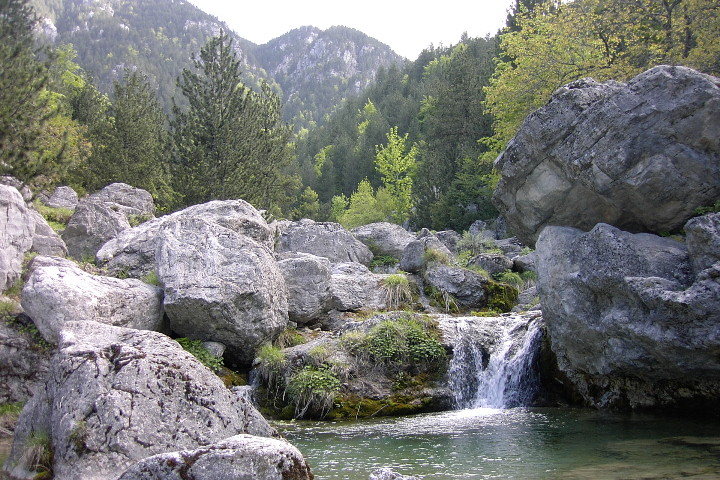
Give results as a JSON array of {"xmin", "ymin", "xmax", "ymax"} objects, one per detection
[{"xmin": 279, "ymin": 408, "xmax": 720, "ymax": 480}]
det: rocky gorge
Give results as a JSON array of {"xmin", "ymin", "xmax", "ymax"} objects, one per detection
[{"xmin": 0, "ymin": 64, "xmax": 719, "ymax": 479}]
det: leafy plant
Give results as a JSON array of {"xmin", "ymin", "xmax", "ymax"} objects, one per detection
[
  {"xmin": 287, "ymin": 365, "xmax": 341, "ymax": 418},
  {"xmin": 370, "ymin": 255, "xmax": 399, "ymax": 269},
  {"xmin": 175, "ymin": 338, "xmax": 224, "ymax": 372},
  {"xmin": 382, "ymin": 274, "xmax": 414, "ymax": 309}
]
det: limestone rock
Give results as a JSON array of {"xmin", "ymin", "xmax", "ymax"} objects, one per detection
[
  {"xmin": 536, "ymin": 222, "xmax": 720, "ymax": 410},
  {"xmin": 2, "ymin": 321, "xmax": 276, "ymax": 480},
  {"xmin": 435, "ymin": 230, "xmax": 461, "ymax": 254},
  {"xmin": 157, "ymin": 217, "xmax": 288, "ymax": 364},
  {"xmin": 512, "ymin": 252, "xmax": 536, "ymax": 273},
  {"xmin": 0, "ymin": 319, "xmax": 51, "ymax": 403},
  {"xmin": 117, "ymin": 434, "xmax": 313, "ymax": 480},
  {"xmin": 494, "ymin": 66, "xmax": 720, "ymax": 245},
  {"xmin": 0, "ymin": 176, "xmax": 32, "ymax": 202},
  {"xmin": 277, "ymin": 219, "xmax": 373, "ymax": 265},
  {"xmin": 62, "ymin": 200, "xmax": 131, "ymax": 259},
  {"xmin": 44, "ymin": 186, "xmax": 78, "ymax": 210},
  {"xmin": 399, "ymin": 234, "xmax": 453, "ymax": 274},
  {"xmin": 685, "ymin": 212, "xmax": 720, "ymax": 274},
  {"xmin": 0, "ymin": 185, "xmax": 34, "ymax": 292},
  {"xmin": 21, "ymin": 256, "xmax": 164, "ymax": 343},
  {"xmin": 424, "ymin": 265, "xmax": 487, "ymax": 309},
  {"xmin": 278, "ymin": 253, "xmax": 331, "ymax": 324},
  {"xmin": 351, "ymin": 222, "xmax": 415, "ymax": 258},
  {"xmin": 87, "ymin": 182, "xmax": 155, "ymax": 218},
  {"xmin": 97, "ymin": 200, "xmax": 272, "ymax": 278},
  {"xmin": 468, "ymin": 253, "xmax": 513, "ymax": 275},
  {"xmin": 29, "ymin": 209, "xmax": 67, "ymax": 256},
  {"xmin": 369, "ymin": 468, "xmax": 419, "ymax": 480},
  {"xmin": 329, "ymin": 262, "xmax": 388, "ymax": 311}
]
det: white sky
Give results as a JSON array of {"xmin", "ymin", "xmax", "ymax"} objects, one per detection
[{"xmin": 187, "ymin": 0, "xmax": 515, "ymax": 59}]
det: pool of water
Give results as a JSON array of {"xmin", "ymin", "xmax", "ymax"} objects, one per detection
[{"xmin": 278, "ymin": 408, "xmax": 720, "ymax": 479}]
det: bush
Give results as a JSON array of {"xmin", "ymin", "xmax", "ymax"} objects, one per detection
[
  {"xmin": 128, "ymin": 213, "xmax": 153, "ymax": 227},
  {"xmin": 423, "ymin": 248, "xmax": 450, "ymax": 265},
  {"xmin": 457, "ymin": 232, "xmax": 501, "ymax": 255},
  {"xmin": 382, "ymin": 274, "xmax": 414, "ymax": 309},
  {"xmin": 287, "ymin": 365, "xmax": 341, "ymax": 418},
  {"xmin": 255, "ymin": 343, "xmax": 287, "ymax": 393},
  {"xmin": 370, "ymin": 255, "xmax": 399, "ymax": 269},
  {"xmin": 175, "ymin": 338, "xmax": 224, "ymax": 372},
  {"xmin": 274, "ymin": 328, "xmax": 306, "ymax": 348}
]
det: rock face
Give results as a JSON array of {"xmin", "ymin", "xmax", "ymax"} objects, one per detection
[
  {"xmin": 434, "ymin": 230, "xmax": 461, "ymax": 254},
  {"xmin": 2, "ymin": 321, "xmax": 276, "ymax": 480},
  {"xmin": 97, "ymin": 200, "xmax": 273, "ymax": 278},
  {"xmin": 62, "ymin": 183, "xmax": 155, "ymax": 259},
  {"xmin": 21, "ymin": 256, "xmax": 164, "ymax": 343},
  {"xmin": 494, "ymin": 66, "xmax": 720, "ymax": 245},
  {"xmin": 0, "ymin": 320, "xmax": 51, "ymax": 403},
  {"xmin": 29, "ymin": 209, "xmax": 68, "ymax": 256},
  {"xmin": 424, "ymin": 265, "xmax": 487, "ymax": 309},
  {"xmin": 117, "ymin": 435, "xmax": 313, "ymax": 480},
  {"xmin": 278, "ymin": 253, "xmax": 331, "ymax": 324},
  {"xmin": 0, "ymin": 185, "xmax": 33, "ymax": 291},
  {"xmin": 329, "ymin": 262, "xmax": 388, "ymax": 311},
  {"xmin": 536, "ymin": 221, "xmax": 720, "ymax": 410},
  {"xmin": 277, "ymin": 219, "xmax": 373, "ymax": 265},
  {"xmin": 351, "ymin": 222, "xmax": 415, "ymax": 258},
  {"xmin": 399, "ymin": 233, "xmax": 453, "ymax": 274},
  {"xmin": 157, "ymin": 217, "xmax": 288, "ymax": 364},
  {"xmin": 44, "ymin": 186, "xmax": 78, "ymax": 210},
  {"xmin": 685, "ymin": 212, "xmax": 720, "ymax": 274}
]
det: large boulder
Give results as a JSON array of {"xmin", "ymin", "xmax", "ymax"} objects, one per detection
[
  {"xmin": 0, "ymin": 176, "xmax": 32, "ymax": 202},
  {"xmin": 399, "ymin": 232, "xmax": 453, "ymax": 274},
  {"xmin": 62, "ymin": 183, "xmax": 155, "ymax": 259},
  {"xmin": 2, "ymin": 321, "xmax": 276, "ymax": 480},
  {"xmin": 277, "ymin": 219, "xmax": 373, "ymax": 265},
  {"xmin": 536, "ymin": 221, "xmax": 720, "ymax": 410},
  {"xmin": 467, "ymin": 253, "xmax": 513, "ymax": 275},
  {"xmin": 21, "ymin": 256, "xmax": 164, "ymax": 343},
  {"xmin": 117, "ymin": 435, "xmax": 313, "ymax": 480},
  {"xmin": 29, "ymin": 209, "xmax": 67, "ymax": 256},
  {"xmin": 494, "ymin": 66, "xmax": 720, "ymax": 245},
  {"xmin": 0, "ymin": 185, "xmax": 33, "ymax": 292},
  {"xmin": 424, "ymin": 265, "xmax": 487, "ymax": 309},
  {"xmin": 44, "ymin": 186, "xmax": 78, "ymax": 210},
  {"xmin": 329, "ymin": 262, "xmax": 388, "ymax": 312},
  {"xmin": 278, "ymin": 253, "xmax": 331, "ymax": 324},
  {"xmin": 0, "ymin": 318, "xmax": 51, "ymax": 403},
  {"xmin": 157, "ymin": 217, "xmax": 288, "ymax": 364},
  {"xmin": 685, "ymin": 212, "xmax": 720, "ymax": 274},
  {"xmin": 97, "ymin": 200, "xmax": 272, "ymax": 278},
  {"xmin": 351, "ymin": 222, "xmax": 415, "ymax": 258}
]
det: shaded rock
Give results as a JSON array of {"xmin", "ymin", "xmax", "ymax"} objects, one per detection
[
  {"xmin": 685, "ymin": 212, "xmax": 720, "ymax": 274},
  {"xmin": 468, "ymin": 253, "xmax": 513, "ymax": 275},
  {"xmin": 435, "ymin": 230, "xmax": 461, "ymax": 254},
  {"xmin": 495, "ymin": 237, "xmax": 524, "ymax": 256},
  {"xmin": 329, "ymin": 262, "xmax": 388, "ymax": 311},
  {"xmin": 44, "ymin": 186, "xmax": 78, "ymax": 210},
  {"xmin": 97, "ymin": 200, "xmax": 273, "ymax": 278},
  {"xmin": 278, "ymin": 253, "xmax": 331, "ymax": 324},
  {"xmin": 202, "ymin": 341, "xmax": 226, "ymax": 358},
  {"xmin": 3, "ymin": 321, "xmax": 276, "ymax": 480},
  {"xmin": 468, "ymin": 220, "xmax": 488, "ymax": 236},
  {"xmin": 0, "ymin": 185, "xmax": 34, "ymax": 292},
  {"xmin": 369, "ymin": 468, "xmax": 419, "ymax": 480},
  {"xmin": 351, "ymin": 222, "xmax": 415, "ymax": 258},
  {"xmin": 0, "ymin": 319, "xmax": 51, "ymax": 403},
  {"xmin": 117, "ymin": 435, "xmax": 313, "ymax": 480},
  {"xmin": 536, "ymin": 222, "xmax": 720, "ymax": 410},
  {"xmin": 157, "ymin": 217, "xmax": 288, "ymax": 365},
  {"xmin": 399, "ymin": 235, "xmax": 453, "ymax": 274},
  {"xmin": 29, "ymin": 209, "xmax": 67, "ymax": 256},
  {"xmin": 277, "ymin": 219, "xmax": 373, "ymax": 265},
  {"xmin": 21, "ymin": 256, "xmax": 164, "ymax": 343},
  {"xmin": 494, "ymin": 66, "xmax": 720, "ymax": 245},
  {"xmin": 512, "ymin": 286, "xmax": 540, "ymax": 313},
  {"xmin": 513, "ymin": 252, "xmax": 536, "ymax": 273},
  {"xmin": 424, "ymin": 265, "xmax": 487, "ymax": 309},
  {"xmin": 62, "ymin": 200, "xmax": 131, "ymax": 259}
]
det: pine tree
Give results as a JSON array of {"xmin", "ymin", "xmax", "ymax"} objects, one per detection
[{"xmin": 171, "ymin": 31, "xmax": 295, "ymax": 210}]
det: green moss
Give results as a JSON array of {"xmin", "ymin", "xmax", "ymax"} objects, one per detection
[
  {"xmin": 495, "ymin": 271, "xmax": 523, "ymax": 288},
  {"xmin": 175, "ymin": 338, "xmax": 224, "ymax": 372},
  {"xmin": 327, "ymin": 393, "xmax": 440, "ymax": 420},
  {"xmin": 484, "ymin": 281, "xmax": 519, "ymax": 313},
  {"xmin": 141, "ymin": 271, "xmax": 161, "ymax": 286},
  {"xmin": 218, "ymin": 369, "xmax": 247, "ymax": 388}
]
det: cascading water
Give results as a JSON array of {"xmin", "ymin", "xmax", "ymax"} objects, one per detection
[{"xmin": 441, "ymin": 313, "xmax": 544, "ymax": 409}]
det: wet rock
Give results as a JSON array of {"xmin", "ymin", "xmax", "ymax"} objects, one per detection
[
  {"xmin": 2, "ymin": 321, "xmax": 276, "ymax": 480},
  {"xmin": 157, "ymin": 217, "xmax": 288, "ymax": 365},
  {"xmin": 494, "ymin": 66, "xmax": 720, "ymax": 245},
  {"xmin": 351, "ymin": 222, "xmax": 415, "ymax": 258},
  {"xmin": 0, "ymin": 185, "xmax": 34, "ymax": 292},
  {"xmin": 277, "ymin": 219, "xmax": 373, "ymax": 265},
  {"xmin": 117, "ymin": 435, "xmax": 313, "ymax": 480},
  {"xmin": 21, "ymin": 256, "xmax": 164, "ymax": 343},
  {"xmin": 369, "ymin": 468, "xmax": 419, "ymax": 480},
  {"xmin": 278, "ymin": 253, "xmax": 331, "ymax": 324}
]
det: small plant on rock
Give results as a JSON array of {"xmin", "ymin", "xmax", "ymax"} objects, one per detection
[
  {"xmin": 255, "ymin": 343, "xmax": 287, "ymax": 395},
  {"xmin": 274, "ymin": 328, "xmax": 306, "ymax": 348},
  {"xmin": 382, "ymin": 274, "xmax": 414, "ymax": 309},
  {"xmin": 287, "ymin": 365, "xmax": 341, "ymax": 418},
  {"xmin": 141, "ymin": 271, "xmax": 161, "ymax": 286},
  {"xmin": 423, "ymin": 248, "xmax": 450, "ymax": 266},
  {"xmin": 370, "ymin": 255, "xmax": 399, "ymax": 269},
  {"xmin": 175, "ymin": 338, "xmax": 224, "ymax": 372}
]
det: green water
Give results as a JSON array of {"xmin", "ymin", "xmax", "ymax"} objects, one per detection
[{"xmin": 279, "ymin": 408, "xmax": 720, "ymax": 480}]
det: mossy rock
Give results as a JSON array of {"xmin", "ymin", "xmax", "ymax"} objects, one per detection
[
  {"xmin": 484, "ymin": 281, "xmax": 519, "ymax": 313},
  {"xmin": 327, "ymin": 393, "xmax": 441, "ymax": 420}
]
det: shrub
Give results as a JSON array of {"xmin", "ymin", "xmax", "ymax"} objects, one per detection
[
  {"xmin": 382, "ymin": 274, "xmax": 414, "ymax": 309},
  {"xmin": 287, "ymin": 365, "xmax": 341, "ymax": 418},
  {"xmin": 175, "ymin": 338, "xmax": 224, "ymax": 372},
  {"xmin": 423, "ymin": 248, "xmax": 450, "ymax": 265},
  {"xmin": 457, "ymin": 232, "xmax": 501, "ymax": 255},
  {"xmin": 370, "ymin": 255, "xmax": 399, "ymax": 269},
  {"xmin": 128, "ymin": 213, "xmax": 153, "ymax": 227},
  {"xmin": 274, "ymin": 328, "xmax": 306, "ymax": 348},
  {"xmin": 255, "ymin": 343, "xmax": 287, "ymax": 393}
]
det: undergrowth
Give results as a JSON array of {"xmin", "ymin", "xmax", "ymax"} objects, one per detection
[{"xmin": 175, "ymin": 338, "xmax": 224, "ymax": 372}]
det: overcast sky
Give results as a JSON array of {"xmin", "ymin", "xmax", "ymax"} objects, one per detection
[{"xmin": 187, "ymin": 0, "xmax": 515, "ymax": 59}]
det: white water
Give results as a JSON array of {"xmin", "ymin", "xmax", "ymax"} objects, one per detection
[{"xmin": 441, "ymin": 314, "xmax": 544, "ymax": 409}]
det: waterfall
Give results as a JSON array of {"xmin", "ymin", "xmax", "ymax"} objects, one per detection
[{"xmin": 441, "ymin": 313, "xmax": 544, "ymax": 409}]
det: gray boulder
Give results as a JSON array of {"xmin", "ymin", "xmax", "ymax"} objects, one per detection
[
  {"xmin": 157, "ymin": 217, "xmax": 288, "ymax": 364},
  {"xmin": 0, "ymin": 319, "xmax": 51, "ymax": 403},
  {"xmin": 513, "ymin": 252, "xmax": 536, "ymax": 273},
  {"xmin": 468, "ymin": 253, "xmax": 513, "ymax": 275},
  {"xmin": 468, "ymin": 220, "xmax": 488, "ymax": 236},
  {"xmin": 278, "ymin": 253, "xmax": 331, "ymax": 324},
  {"xmin": 88, "ymin": 182, "xmax": 155, "ymax": 218},
  {"xmin": 0, "ymin": 176, "xmax": 32, "ymax": 202},
  {"xmin": 425, "ymin": 265, "xmax": 487, "ymax": 309},
  {"xmin": 97, "ymin": 200, "xmax": 273, "ymax": 278},
  {"xmin": 29, "ymin": 209, "xmax": 67, "ymax": 256},
  {"xmin": 536, "ymin": 222, "xmax": 720, "ymax": 410},
  {"xmin": 352, "ymin": 222, "xmax": 416, "ymax": 258},
  {"xmin": 494, "ymin": 66, "xmax": 720, "ymax": 245},
  {"xmin": 62, "ymin": 200, "xmax": 131, "ymax": 259},
  {"xmin": 370, "ymin": 468, "xmax": 419, "ymax": 480},
  {"xmin": 435, "ymin": 230, "xmax": 461, "ymax": 254},
  {"xmin": 277, "ymin": 219, "xmax": 373, "ymax": 265},
  {"xmin": 117, "ymin": 434, "xmax": 313, "ymax": 480},
  {"xmin": 0, "ymin": 185, "xmax": 33, "ymax": 291},
  {"xmin": 685, "ymin": 212, "xmax": 720, "ymax": 274},
  {"xmin": 21, "ymin": 256, "xmax": 164, "ymax": 343},
  {"xmin": 329, "ymin": 262, "xmax": 388, "ymax": 311},
  {"xmin": 2, "ymin": 321, "xmax": 276, "ymax": 480},
  {"xmin": 44, "ymin": 186, "xmax": 78, "ymax": 210},
  {"xmin": 399, "ymin": 234, "xmax": 453, "ymax": 274}
]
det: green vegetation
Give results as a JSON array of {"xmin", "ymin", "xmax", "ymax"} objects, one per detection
[
  {"xmin": 128, "ymin": 213, "xmax": 154, "ymax": 227},
  {"xmin": 382, "ymin": 274, "xmax": 415, "ymax": 309},
  {"xmin": 24, "ymin": 430, "xmax": 54, "ymax": 480},
  {"xmin": 425, "ymin": 285, "xmax": 460, "ymax": 314},
  {"xmin": 255, "ymin": 343, "xmax": 287, "ymax": 394},
  {"xmin": 485, "ymin": 281, "xmax": 520, "ymax": 313},
  {"xmin": 33, "ymin": 201, "xmax": 73, "ymax": 231},
  {"xmin": 694, "ymin": 200, "xmax": 720, "ymax": 216},
  {"xmin": 175, "ymin": 338, "xmax": 224, "ymax": 372},
  {"xmin": 141, "ymin": 271, "xmax": 161, "ymax": 287},
  {"xmin": 69, "ymin": 420, "xmax": 88, "ymax": 453},
  {"xmin": 370, "ymin": 255, "xmax": 400, "ymax": 269},
  {"xmin": 423, "ymin": 248, "xmax": 450, "ymax": 266},
  {"xmin": 287, "ymin": 365, "xmax": 341, "ymax": 418},
  {"xmin": 274, "ymin": 328, "xmax": 307, "ymax": 349}
]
